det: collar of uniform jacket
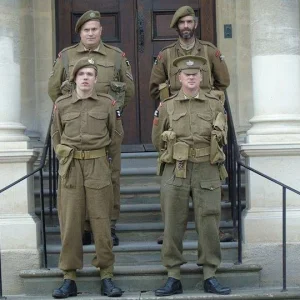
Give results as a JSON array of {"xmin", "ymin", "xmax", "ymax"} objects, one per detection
[
  {"xmin": 176, "ymin": 89, "xmax": 208, "ymax": 101},
  {"xmin": 175, "ymin": 38, "xmax": 202, "ymax": 53},
  {"xmin": 71, "ymin": 89, "xmax": 99, "ymax": 103},
  {"xmin": 77, "ymin": 40, "xmax": 107, "ymax": 55}
]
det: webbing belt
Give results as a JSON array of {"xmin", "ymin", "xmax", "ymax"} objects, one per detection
[{"xmin": 73, "ymin": 148, "xmax": 106, "ymax": 160}]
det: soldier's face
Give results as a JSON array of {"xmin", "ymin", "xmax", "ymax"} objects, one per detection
[
  {"xmin": 75, "ymin": 67, "xmax": 97, "ymax": 92},
  {"xmin": 179, "ymin": 71, "xmax": 202, "ymax": 90},
  {"xmin": 80, "ymin": 20, "xmax": 102, "ymax": 49},
  {"xmin": 177, "ymin": 16, "xmax": 197, "ymax": 39}
]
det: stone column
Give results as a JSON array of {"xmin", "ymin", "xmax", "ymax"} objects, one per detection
[
  {"xmin": 0, "ymin": 0, "xmax": 41, "ymax": 295},
  {"xmin": 241, "ymin": 0, "xmax": 300, "ymax": 287}
]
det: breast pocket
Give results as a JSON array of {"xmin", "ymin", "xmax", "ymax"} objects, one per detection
[
  {"xmin": 196, "ymin": 112, "xmax": 213, "ymax": 136},
  {"xmin": 88, "ymin": 110, "xmax": 108, "ymax": 136},
  {"xmin": 171, "ymin": 112, "xmax": 188, "ymax": 137},
  {"xmin": 62, "ymin": 112, "xmax": 80, "ymax": 137},
  {"xmin": 96, "ymin": 61, "xmax": 115, "ymax": 92}
]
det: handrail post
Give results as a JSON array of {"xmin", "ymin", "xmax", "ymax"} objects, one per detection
[
  {"xmin": 40, "ymin": 169, "xmax": 48, "ymax": 268},
  {"xmin": 282, "ymin": 187, "xmax": 287, "ymax": 292},
  {"xmin": 237, "ymin": 162, "xmax": 242, "ymax": 264}
]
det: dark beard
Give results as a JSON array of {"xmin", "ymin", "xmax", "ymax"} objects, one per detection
[{"xmin": 177, "ymin": 27, "xmax": 195, "ymax": 39}]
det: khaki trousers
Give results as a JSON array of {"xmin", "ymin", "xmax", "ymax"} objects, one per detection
[
  {"xmin": 84, "ymin": 120, "xmax": 123, "ymax": 231},
  {"xmin": 160, "ymin": 161, "xmax": 221, "ymax": 280},
  {"xmin": 58, "ymin": 157, "xmax": 114, "ymax": 271}
]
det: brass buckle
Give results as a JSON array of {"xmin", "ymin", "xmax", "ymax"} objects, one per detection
[{"xmin": 80, "ymin": 151, "xmax": 85, "ymax": 159}]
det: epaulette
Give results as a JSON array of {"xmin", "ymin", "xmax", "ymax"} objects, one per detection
[
  {"xmin": 199, "ymin": 40, "xmax": 217, "ymax": 49},
  {"xmin": 59, "ymin": 44, "xmax": 79, "ymax": 54},
  {"xmin": 103, "ymin": 43, "xmax": 123, "ymax": 54},
  {"xmin": 55, "ymin": 93, "xmax": 72, "ymax": 103},
  {"xmin": 96, "ymin": 92, "xmax": 116, "ymax": 104},
  {"xmin": 161, "ymin": 42, "xmax": 177, "ymax": 52},
  {"xmin": 204, "ymin": 92, "xmax": 219, "ymax": 101},
  {"xmin": 163, "ymin": 92, "xmax": 178, "ymax": 102}
]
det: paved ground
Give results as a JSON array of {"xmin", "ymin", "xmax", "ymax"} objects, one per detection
[{"xmin": 3, "ymin": 287, "xmax": 300, "ymax": 300}]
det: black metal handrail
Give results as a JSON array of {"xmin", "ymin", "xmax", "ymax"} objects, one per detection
[{"xmin": 224, "ymin": 91, "xmax": 300, "ymax": 292}]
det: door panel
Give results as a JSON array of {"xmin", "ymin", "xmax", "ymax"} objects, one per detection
[
  {"xmin": 55, "ymin": 0, "xmax": 215, "ymax": 148},
  {"xmin": 136, "ymin": 0, "xmax": 216, "ymax": 144}
]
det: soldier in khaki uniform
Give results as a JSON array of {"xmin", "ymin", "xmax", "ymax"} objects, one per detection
[
  {"xmin": 150, "ymin": 6, "xmax": 231, "ymax": 244},
  {"xmin": 48, "ymin": 10, "xmax": 135, "ymax": 246},
  {"xmin": 152, "ymin": 56, "xmax": 231, "ymax": 296},
  {"xmin": 51, "ymin": 57, "xmax": 122, "ymax": 298},
  {"xmin": 149, "ymin": 6, "xmax": 230, "ymax": 101}
]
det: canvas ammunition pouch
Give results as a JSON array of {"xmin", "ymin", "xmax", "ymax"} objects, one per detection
[
  {"xmin": 108, "ymin": 53, "xmax": 126, "ymax": 111},
  {"xmin": 55, "ymin": 144, "xmax": 74, "ymax": 178},
  {"xmin": 60, "ymin": 52, "xmax": 74, "ymax": 95},
  {"xmin": 157, "ymin": 130, "xmax": 176, "ymax": 175},
  {"xmin": 173, "ymin": 142, "xmax": 189, "ymax": 178},
  {"xmin": 210, "ymin": 89, "xmax": 225, "ymax": 105},
  {"xmin": 109, "ymin": 81, "xmax": 126, "ymax": 110},
  {"xmin": 159, "ymin": 81, "xmax": 170, "ymax": 101},
  {"xmin": 210, "ymin": 112, "xmax": 228, "ymax": 180},
  {"xmin": 60, "ymin": 80, "xmax": 74, "ymax": 95}
]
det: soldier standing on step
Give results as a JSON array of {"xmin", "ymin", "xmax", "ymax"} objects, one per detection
[
  {"xmin": 51, "ymin": 57, "xmax": 122, "ymax": 298},
  {"xmin": 48, "ymin": 10, "xmax": 135, "ymax": 247},
  {"xmin": 152, "ymin": 55, "xmax": 231, "ymax": 296},
  {"xmin": 149, "ymin": 5, "xmax": 231, "ymax": 245}
]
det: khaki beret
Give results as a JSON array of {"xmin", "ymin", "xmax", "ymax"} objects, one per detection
[
  {"xmin": 75, "ymin": 10, "xmax": 101, "ymax": 33},
  {"xmin": 173, "ymin": 55, "xmax": 207, "ymax": 74},
  {"xmin": 170, "ymin": 6, "xmax": 195, "ymax": 28},
  {"xmin": 69, "ymin": 57, "xmax": 98, "ymax": 82}
]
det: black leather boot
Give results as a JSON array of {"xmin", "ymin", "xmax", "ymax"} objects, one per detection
[
  {"xmin": 82, "ymin": 230, "xmax": 92, "ymax": 245},
  {"xmin": 111, "ymin": 228, "xmax": 119, "ymax": 246},
  {"xmin": 52, "ymin": 279, "xmax": 77, "ymax": 298},
  {"xmin": 204, "ymin": 277, "xmax": 231, "ymax": 295},
  {"xmin": 157, "ymin": 233, "xmax": 164, "ymax": 245},
  {"xmin": 101, "ymin": 278, "xmax": 123, "ymax": 297},
  {"xmin": 155, "ymin": 277, "xmax": 183, "ymax": 297}
]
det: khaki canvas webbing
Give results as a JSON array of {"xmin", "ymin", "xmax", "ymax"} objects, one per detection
[
  {"xmin": 204, "ymin": 45, "xmax": 213, "ymax": 87},
  {"xmin": 113, "ymin": 53, "xmax": 122, "ymax": 81},
  {"xmin": 166, "ymin": 48, "xmax": 171, "ymax": 81},
  {"xmin": 61, "ymin": 52, "xmax": 69, "ymax": 79},
  {"xmin": 73, "ymin": 148, "xmax": 106, "ymax": 160}
]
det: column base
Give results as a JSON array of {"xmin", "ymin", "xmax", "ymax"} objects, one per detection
[
  {"xmin": 1, "ymin": 249, "xmax": 42, "ymax": 295},
  {"xmin": 243, "ymin": 242, "xmax": 300, "ymax": 288}
]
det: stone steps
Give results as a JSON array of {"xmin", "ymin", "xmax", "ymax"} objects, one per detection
[
  {"xmin": 36, "ymin": 200, "xmax": 241, "ymax": 225},
  {"xmin": 5, "ymin": 288, "xmax": 300, "ymax": 300},
  {"xmin": 45, "ymin": 241, "xmax": 238, "ymax": 268},
  {"xmin": 20, "ymin": 263, "xmax": 262, "ymax": 296}
]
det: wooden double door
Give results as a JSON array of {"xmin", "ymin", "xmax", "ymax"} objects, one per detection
[{"xmin": 56, "ymin": 0, "xmax": 216, "ymax": 151}]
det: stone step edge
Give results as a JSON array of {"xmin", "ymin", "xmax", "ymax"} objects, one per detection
[
  {"xmin": 46, "ymin": 241, "xmax": 238, "ymax": 254},
  {"xmin": 6, "ymin": 289, "xmax": 300, "ymax": 300},
  {"xmin": 36, "ymin": 201, "xmax": 242, "ymax": 215},
  {"xmin": 20, "ymin": 262, "xmax": 261, "ymax": 278},
  {"xmin": 35, "ymin": 183, "xmax": 246, "ymax": 196},
  {"xmin": 46, "ymin": 220, "xmax": 235, "ymax": 233}
]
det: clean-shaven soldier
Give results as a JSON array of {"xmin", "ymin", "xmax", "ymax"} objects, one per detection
[
  {"xmin": 48, "ymin": 10, "xmax": 135, "ymax": 246},
  {"xmin": 51, "ymin": 57, "xmax": 122, "ymax": 298},
  {"xmin": 152, "ymin": 55, "xmax": 231, "ymax": 296}
]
